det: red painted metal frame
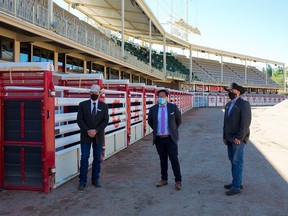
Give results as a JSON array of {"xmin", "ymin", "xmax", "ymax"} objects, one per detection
[
  {"xmin": 125, "ymin": 85, "xmax": 131, "ymax": 146},
  {"xmin": 0, "ymin": 71, "xmax": 3, "ymax": 188},
  {"xmin": 42, "ymin": 71, "xmax": 56, "ymax": 193},
  {"xmin": 20, "ymin": 103, "xmax": 25, "ymax": 139},
  {"xmin": 0, "ymin": 69, "xmax": 55, "ymax": 193},
  {"xmin": 21, "ymin": 147, "xmax": 25, "ymax": 183}
]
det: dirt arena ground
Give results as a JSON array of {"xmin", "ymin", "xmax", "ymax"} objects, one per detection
[{"xmin": 1, "ymin": 100, "xmax": 288, "ymax": 216}]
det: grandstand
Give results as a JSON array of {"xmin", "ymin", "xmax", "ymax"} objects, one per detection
[
  {"xmin": 176, "ymin": 55, "xmax": 279, "ymax": 87},
  {"xmin": 0, "ymin": 0, "xmax": 285, "ymax": 94}
]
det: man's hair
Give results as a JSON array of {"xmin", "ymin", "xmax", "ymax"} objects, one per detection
[{"xmin": 157, "ymin": 89, "xmax": 168, "ymax": 96}]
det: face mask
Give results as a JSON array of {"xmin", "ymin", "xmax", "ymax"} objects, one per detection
[
  {"xmin": 91, "ymin": 94, "xmax": 99, "ymax": 101},
  {"xmin": 228, "ymin": 92, "xmax": 237, "ymax": 100},
  {"xmin": 158, "ymin": 97, "xmax": 167, "ymax": 105}
]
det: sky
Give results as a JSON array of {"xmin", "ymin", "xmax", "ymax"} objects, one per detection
[
  {"xmin": 53, "ymin": 0, "xmax": 287, "ymax": 68},
  {"xmin": 146, "ymin": 0, "xmax": 288, "ymax": 67}
]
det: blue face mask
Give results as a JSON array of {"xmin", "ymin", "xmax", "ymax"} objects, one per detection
[{"xmin": 158, "ymin": 97, "xmax": 166, "ymax": 105}]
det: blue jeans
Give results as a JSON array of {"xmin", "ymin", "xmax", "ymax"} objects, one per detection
[
  {"xmin": 227, "ymin": 141, "xmax": 245, "ymax": 190},
  {"xmin": 79, "ymin": 142, "xmax": 102, "ymax": 185}
]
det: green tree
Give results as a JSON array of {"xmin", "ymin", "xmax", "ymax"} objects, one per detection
[{"xmin": 272, "ymin": 67, "xmax": 288, "ymax": 89}]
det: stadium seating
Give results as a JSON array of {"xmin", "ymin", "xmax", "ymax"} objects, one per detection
[
  {"xmin": 121, "ymin": 41, "xmax": 189, "ymax": 76},
  {"xmin": 110, "ymin": 35, "xmax": 279, "ymax": 87},
  {"xmin": 176, "ymin": 55, "xmax": 278, "ymax": 87}
]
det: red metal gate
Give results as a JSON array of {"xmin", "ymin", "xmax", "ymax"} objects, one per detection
[{"xmin": 0, "ymin": 63, "xmax": 55, "ymax": 193}]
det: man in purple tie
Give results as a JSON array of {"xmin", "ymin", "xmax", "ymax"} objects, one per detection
[{"xmin": 148, "ymin": 89, "xmax": 182, "ymax": 190}]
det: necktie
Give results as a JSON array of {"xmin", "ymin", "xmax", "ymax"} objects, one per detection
[
  {"xmin": 161, "ymin": 106, "xmax": 165, "ymax": 134},
  {"xmin": 227, "ymin": 102, "xmax": 233, "ymax": 117},
  {"xmin": 92, "ymin": 102, "xmax": 96, "ymax": 116}
]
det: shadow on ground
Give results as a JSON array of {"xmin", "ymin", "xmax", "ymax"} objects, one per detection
[{"xmin": 0, "ymin": 108, "xmax": 287, "ymax": 216}]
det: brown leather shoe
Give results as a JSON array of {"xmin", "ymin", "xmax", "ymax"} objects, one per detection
[
  {"xmin": 175, "ymin": 181, "xmax": 182, "ymax": 190},
  {"xmin": 156, "ymin": 180, "xmax": 168, "ymax": 187}
]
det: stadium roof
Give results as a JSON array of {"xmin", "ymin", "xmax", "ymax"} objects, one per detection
[
  {"xmin": 64, "ymin": 0, "xmax": 165, "ymax": 44},
  {"xmin": 64, "ymin": 0, "xmax": 284, "ymax": 65}
]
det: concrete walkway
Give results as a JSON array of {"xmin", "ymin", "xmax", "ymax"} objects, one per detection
[{"xmin": 1, "ymin": 103, "xmax": 288, "ymax": 216}]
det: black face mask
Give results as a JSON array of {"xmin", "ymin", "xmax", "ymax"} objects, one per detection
[
  {"xmin": 228, "ymin": 92, "xmax": 237, "ymax": 100},
  {"xmin": 91, "ymin": 94, "xmax": 99, "ymax": 101}
]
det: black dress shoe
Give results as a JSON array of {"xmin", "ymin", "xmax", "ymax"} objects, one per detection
[
  {"xmin": 78, "ymin": 183, "xmax": 86, "ymax": 190},
  {"xmin": 225, "ymin": 188, "xmax": 242, "ymax": 196},
  {"xmin": 92, "ymin": 182, "xmax": 101, "ymax": 188},
  {"xmin": 224, "ymin": 184, "xmax": 243, "ymax": 190}
]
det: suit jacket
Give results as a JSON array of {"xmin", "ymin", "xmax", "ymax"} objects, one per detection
[
  {"xmin": 223, "ymin": 97, "xmax": 251, "ymax": 144},
  {"xmin": 148, "ymin": 102, "xmax": 182, "ymax": 144},
  {"xmin": 77, "ymin": 99, "xmax": 109, "ymax": 144}
]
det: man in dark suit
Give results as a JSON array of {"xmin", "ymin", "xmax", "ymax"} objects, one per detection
[
  {"xmin": 223, "ymin": 83, "xmax": 251, "ymax": 196},
  {"xmin": 77, "ymin": 84, "xmax": 109, "ymax": 190},
  {"xmin": 148, "ymin": 89, "xmax": 182, "ymax": 190}
]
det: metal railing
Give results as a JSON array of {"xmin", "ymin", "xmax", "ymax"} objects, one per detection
[
  {"xmin": 0, "ymin": 0, "xmax": 49, "ymax": 28},
  {"xmin": 166, "ymin": 71, "xmax": 188, "ymax": 80},
  {"xmin": 0, "ymin": 0, "xmax": 189, "ymax": 81}
]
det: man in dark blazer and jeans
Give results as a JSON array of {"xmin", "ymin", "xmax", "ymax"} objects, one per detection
[
  {"xmin": 77, "ymin": 84, "xmax": 109, "ymax": 190},
  {"xmin": 223, "ymin": 83, "xmax": 251, "ymax": 196},
  {"xmin": 148, "ymin": 89, "xmax": 182, "ymax": 190}
]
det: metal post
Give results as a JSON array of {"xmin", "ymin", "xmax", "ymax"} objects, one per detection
[
  {"xmin": 189, "ymin": 46, "xmax": 192, "ymax": 82},
  {"xmin": 193, "ymin": 83, "xmax": 196, "ymax": 108},
  {"xmin": 202, "ymin": 82, "xmax": 204, "ymax": 107},
  {"xmin": 170, "ymin": 0, "xmax": 173, "ymax": 33},
  {"xmin": 121, "ymin": 0, "xmax": 125, "ymax": 59},
  {"xmin": 221, "ymin": 55, "xmax": 223, "ymax": 83},
  {"xmin": 186, "ymin": 0, "xmax": 188, "ymax": 40},
  {"xmin": 149, "ymin": 18, "xmax": 152, "ymax": 68},
  {"xmin": 163, "ymin": 34, "xmax": 166, "ymax": 76},
  {"xmin": 186, "ymin": 0, "xmax": 188, "ymax": 25},
  {"xmin": 265, "ymin": 62, "xmax": 268, "ymax": 86},
  {"xmin": 245, "ymin": 59, "xmax": 247, "ymax": 84}
]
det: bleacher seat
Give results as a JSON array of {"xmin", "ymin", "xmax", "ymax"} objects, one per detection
[{"xmin": 176, "ymin": 55, "xmax": 278, "ymax": 87}]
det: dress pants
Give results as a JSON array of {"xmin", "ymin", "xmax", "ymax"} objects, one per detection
[{"xmin": 155, "ymin": 136, "xmax": 182, "ymax": 182}]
